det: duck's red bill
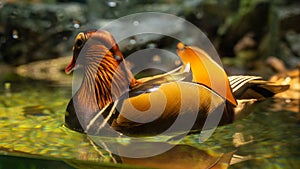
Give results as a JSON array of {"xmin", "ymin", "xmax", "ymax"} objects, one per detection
[{"xmin": 65, "ymin": 57, "xmax": 75, "ymax": 74}]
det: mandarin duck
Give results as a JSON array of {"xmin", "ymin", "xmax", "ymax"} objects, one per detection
[{"xmin": 65, "ymin": 30, "xmax": 289, "ymax": 136}]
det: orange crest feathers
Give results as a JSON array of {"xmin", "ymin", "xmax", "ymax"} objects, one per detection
[{"xmin": 176, "ymin": 43, "xmax": 237, "ymax": 106}]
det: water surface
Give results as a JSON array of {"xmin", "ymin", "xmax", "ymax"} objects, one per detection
[{"xmin": 0, "ymin": 76, "xmax": 299, "ymax": 169}]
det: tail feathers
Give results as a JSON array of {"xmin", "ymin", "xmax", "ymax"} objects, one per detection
[{"xmin": 229, "ymin": 76, "xmax": 290, "ymax": 100}]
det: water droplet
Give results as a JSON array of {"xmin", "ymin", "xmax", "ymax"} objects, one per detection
[
  {"xmin": 133, "ymin": 20, "xmax": 139, "ymax": 26},
  {"xmin": 196, "ymin": 12, "xmax": 203, "ymax": 19},
  {"xmin": 73, "ymin": 23, "xmax": 80, "ymax": 29},
  {"xmin": 107, "ymin": 1, "xmax": 118, "ymax": 7},
  {"xmin": 129, "ymin": 39, "xmax": 136, "ymax": 45},
  {"xmin": 73, "ymin": 20, "xmax": 81, "ymax": 29},
  {"xmin": 174, "ymin": 59, "xmax": 181, "ymax": 66},
  {"xmin": 152, "ymin": 55, "xmax": 161, "ymax": 63},
  {"xmin": 12, "ymin": 30, "xmax": 19, "ymax": 39},
  {"xmin": 147, "ymin": 43, "xmax": 157, "ymax": 49}
]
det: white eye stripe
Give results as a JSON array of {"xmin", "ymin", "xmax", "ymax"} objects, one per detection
[{"xmin": 74, "ymin": 32, "xmax": 86, "ymax": 48}]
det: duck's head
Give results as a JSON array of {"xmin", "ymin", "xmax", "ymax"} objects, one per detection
[
  {"xmin": 67, "ymin": 30, "xmax": 137, "ymax": 106},
  {"xmin": 65, "ymin": 30, "xmax": 137, "ymax": 131},
  {"xmin": 66, "ymin": 30, "xmax": 125, "ymax": 75}
]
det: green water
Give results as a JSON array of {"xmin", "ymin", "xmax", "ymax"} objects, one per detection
[{"xmin": 0, "ymin": 76, "xmax": 299, "ymax": 169}]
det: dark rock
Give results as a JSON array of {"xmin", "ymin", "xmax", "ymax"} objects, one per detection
[
  {"xmin": 278, "ymin": 3, "xmax": 300, "ymax": 32},
  {"xmin": 0, "ymin": 2, "xmax": 87, "ymax": 65},
  {"xmin": 1, "ymin": 0, "xmax": 298, "ymax": 72},
  {"xmin": 216, "ymin": 0, "xmax": 271, "ymax": 57},
  {"xmin": 183, "ymin": 0, "xmax": 239, "ymax": 41},
  {"xmin": 85, "ymin": 0, "xmax": 181, "ymax": 20},
  {"xmin": 285, "ymin": 31, "xmax": 300, "ymax": 57},
  {"xmin": 276, "ymin": 3, "xmax": 300, "ymax": 67}
]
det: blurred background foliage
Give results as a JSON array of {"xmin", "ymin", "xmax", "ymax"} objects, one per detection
[{"xmin": 0, "ymin": 0, "xmax": 299, "ymax": 78}]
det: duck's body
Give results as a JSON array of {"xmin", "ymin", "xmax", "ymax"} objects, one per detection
[{"xmin": 65, "ymin": 30, "xmax": 289, "ymax": 136}]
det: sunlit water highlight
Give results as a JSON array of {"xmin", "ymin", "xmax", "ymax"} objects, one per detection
[{"xmin": 0, "ymin": 78, "xmax": 299, "ymax": 169}]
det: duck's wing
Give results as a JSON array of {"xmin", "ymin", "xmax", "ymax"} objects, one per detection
[
  {"xmin": 84, "ymin": 64, "xmax": 193, "ymax": 136},
  {"xmin": 229, "ymin": 75, "xmax": 290, "ymax": 100},
  {"xmin": 111, "ymin": 81, "xmax": 227, "ymax": 136},
  {"xmin": 129, "ymin": 63, "xmax": 191, "ymax": 96}
]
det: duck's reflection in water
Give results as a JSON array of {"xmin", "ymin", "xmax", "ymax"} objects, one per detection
[
  {"xmin": 118, "ymin": 143, "xmax": 234, "ymax": 169},
  {"xmin": 67, "ymin": 139, "xmax": 240, "ymax": 169}
]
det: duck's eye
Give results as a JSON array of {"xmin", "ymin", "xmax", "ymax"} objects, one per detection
[
  {"xmin": 75, "ymin": 39, "xmax": 84, "ymax": 48},
  {"xmin": 114, "ymin": 55, "xmax": 122, "ymax": 61}
]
